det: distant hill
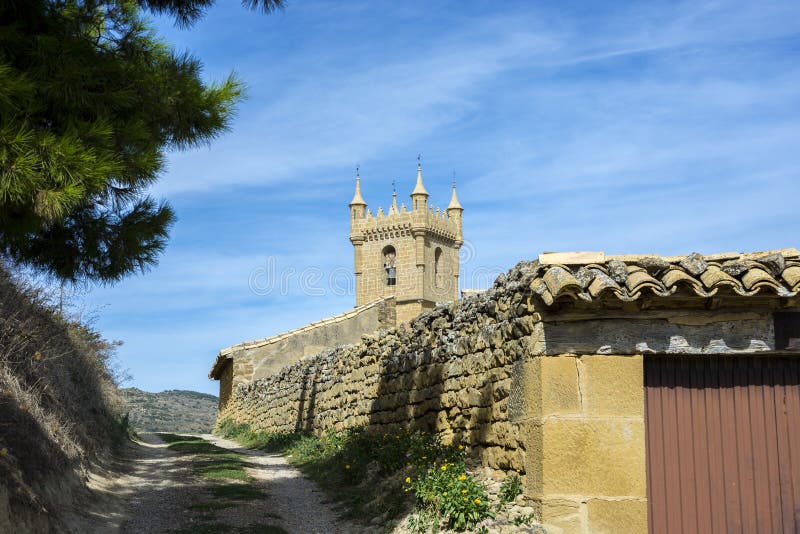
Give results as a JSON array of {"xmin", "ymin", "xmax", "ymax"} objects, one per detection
[{"xmin": 122, "ymin": 388, "xmax": 219, "ymax": 433}]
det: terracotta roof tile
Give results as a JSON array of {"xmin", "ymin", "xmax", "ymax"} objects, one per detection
[{"xmin": 527, "ymin": 248, "xmax": 800, "ymax": 306}]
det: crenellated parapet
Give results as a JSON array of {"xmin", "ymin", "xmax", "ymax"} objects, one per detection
[{"xmin": 351, "ymin": 207, "xmax": 461, "ymax": 242}]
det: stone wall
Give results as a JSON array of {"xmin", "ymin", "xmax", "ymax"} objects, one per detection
[
  {"xmin": 219, "ymin": 273, "xmax": 538, "ymax": 470},
  {"xmin": 217, "ymin": 255, "xmax": 799, "ymax": 533},
  {"xmin": 211, "ymin": 297, "xmax": 396, "ymax": 407}
]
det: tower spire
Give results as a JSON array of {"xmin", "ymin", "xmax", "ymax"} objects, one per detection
[
  {"xmin": 349, "ymin": 165, "xmax": 366, "ymax": 206},
  {"xmin": 390, "ymin": 179, "xmax": 398, "ymax": 214},
  {"xmin": 447, "ymin": 177, "xmax": 463, "ymax": 211},
  {"xmin": 410, "ymin": 158, "xmax": 429, "ymax": 197}
]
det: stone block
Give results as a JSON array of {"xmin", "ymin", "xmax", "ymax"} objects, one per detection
[
  {"xmin": 586, "ymin": 498, "xmax": 647, "ymax": 534},
  {"xmin": 519, "ymin": 356, "xmax": 580, "ymax": 419},
  {"xmin": 581, "ymin": 355, "xmax": 644, "ymax": 417},
  {"xmin": 535, "ymin": 498, "xmax": 582, "ymax": 534},
  {"xmin": 542, "ymin": 419, "xmax": 646, "ymax": 497},
  {"xmin": 519, "ymin": 420, "xmax": 543, "ymax": 496}
]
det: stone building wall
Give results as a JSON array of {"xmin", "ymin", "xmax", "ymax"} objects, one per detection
[
  {"xmin": 217, "ymin": 250, "xmax": 800, "ymax": 533},
  {"xmin": 424, "ymin": 233, "xmax": 460, "ymax": 302},
  {"xmin": 356, "ymin": 225, "xmax": 417, "ymax": 306},
  {"xmin": 514, "ymin": 353, "xmax": 647, "ymax": 533},
  {"xmin": 352, "ymin": 209, "xmax": 462, "ymax": 323},
  {"xmin": 210, "ymin": 297, "xmax": 396, "ymax": 409}
]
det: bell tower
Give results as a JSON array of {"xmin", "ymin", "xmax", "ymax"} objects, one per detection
[{"xmin": 349, "ymin": 162, "xmax": 464, "ymax": 324}]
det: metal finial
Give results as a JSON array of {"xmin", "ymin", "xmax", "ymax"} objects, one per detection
[
  {"xmin": 356, "ymin": 164, "xmax": 360, "ymax": 177},
  {"xmin": 392, "ymin": 179, "xmax": 396, "ymax": 193},
  {"xmin": 452, "ymin": 171, "xmax": 456, "ymax": 187}
]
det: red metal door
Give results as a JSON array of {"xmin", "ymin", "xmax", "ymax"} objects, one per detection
[{"xmin": 645, "ymin": 356, "xmax": 800, "ymax": 534}]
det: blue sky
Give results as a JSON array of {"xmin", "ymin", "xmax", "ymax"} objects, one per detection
[{"xmin": 84, "ymin": 0, "xmax": 800, "ymax": 394}]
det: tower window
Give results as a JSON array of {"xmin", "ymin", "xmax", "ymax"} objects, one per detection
[
  {"xmin": 383, "ymin": 246, "xmax": 397, "ymax": 286},
  {"xmin": 434, "ymin": 247, "xmax": 442, "ymax": 288}
]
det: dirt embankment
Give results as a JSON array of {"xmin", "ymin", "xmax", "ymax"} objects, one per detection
[{"xmin": 0, "ymin": 268, "xmax": 129, "ymax": 532}]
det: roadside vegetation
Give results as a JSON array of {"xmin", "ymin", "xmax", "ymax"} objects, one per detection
[
  {"xmin": 216, "ymin": 419, "xmax": 530, "ymax": 532},
  {"xmin": 160, "ymin": 433, "xmax": 286, "ymax": 534}
]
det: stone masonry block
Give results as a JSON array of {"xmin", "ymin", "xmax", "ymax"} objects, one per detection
[
  {"xmin": 519, "ymin": 420, "xmax": 543, "ymax": 496},
  {"xmin": 535, "ymin": 498, "xmax": 582, "ymax": 534},
  {"xmin": 518, "ymin": 356, "xmax": 580, "ymax": 419},
  {"xmin": 581, "ymin": 355, "xmax": 644, "ymax": 417},
  {"xmin": 542, "ymin": 418, "xmax": 646, "ymax": 497},
  {"xmin": 586, "ymin": 498, "xmax": 647, "ymax": 534}
]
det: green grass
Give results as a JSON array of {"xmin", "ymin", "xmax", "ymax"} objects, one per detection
[
  {"xmin": 210, "ymin": 483, "xmax": 268, "ymax": 501},
  {"xmin": 160, "ymin": 433, "xmax": 255, "ymax": 481},
  {"xmin": 215, "ymin": 422, "xmax": 409, "ymax": 522},
  {"xmin": 216, "ymin": 419, "xmax": 306, "ymax": 452},
  {"xmin": 159, "ymin": 433, "xmax": 285, "ymax": 532},
  {"xmin": 215, "ymin": 420, "xmax": 496, "ymax": 531}
]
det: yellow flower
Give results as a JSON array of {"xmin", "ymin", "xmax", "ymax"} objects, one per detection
[
  {"xmin": 405, "ymin": 477, "xmax": 411, "ymax": 484},
  {"xmin": 463, "ymin": 497, "xmax": 467, "ymax": 502},
  {"xmin": 461, "ymin": 489, "xmax": 467, "ymax": 494},
  {"xmin": 34, "ymin": 351, "xmax": 41, "ymax": 361},
  {"xmin": 345, "ymin": 464, "xmax": 351, "ymax": 470},
  {"xmin": 458, "ymin": 475, "xmax": 466, "ymax": 481},
  {"xmin": 458, "ymin": 444, "xmax": 464, "ymax": 450},
  {"xmin": 441, "ymin": 465, "xmax": 447, "ymax": 471},
  {"xmin": 474, "ymin": 498, "xmax": 481, "ymax": 504},
  {"xmin": 421, "ymin": 456, "xmax": 426, "ymax": 460},
  {"xmin": 0, "ymin": 448, "xmax": 7, "ymax": 456}
]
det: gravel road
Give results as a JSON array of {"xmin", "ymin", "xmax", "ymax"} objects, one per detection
[{"xmin": 108, "ymin": 432, "xmax": 353, "ymax": 534}]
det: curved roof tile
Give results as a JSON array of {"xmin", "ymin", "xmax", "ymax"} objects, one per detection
[
  {"xmin": 529, "ymin": 248, "xmax": 799, "ymax": 306},
  {"xmin": 782, "ymin": 266, "xmax": 800, "ymax": 290}
]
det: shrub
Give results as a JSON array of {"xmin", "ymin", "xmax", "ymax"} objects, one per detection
[{"xmin": 407, "ymin": 453, "xmax": 493, "ymax": 531}]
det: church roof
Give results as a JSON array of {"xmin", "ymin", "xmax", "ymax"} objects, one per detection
[{"xmin": 521, "ymin": 248, "xmax": 800, "ymax": 306}]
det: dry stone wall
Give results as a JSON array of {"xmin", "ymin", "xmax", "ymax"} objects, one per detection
[{"xmin": 219, "ymin": 261, "xmax": 541, "ymax": 471}]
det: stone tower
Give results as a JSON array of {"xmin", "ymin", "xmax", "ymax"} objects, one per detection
[{"xmin": 349, "ymin": 163, "xmax": 464, "ymax": 324}]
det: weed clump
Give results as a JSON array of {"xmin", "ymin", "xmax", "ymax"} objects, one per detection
[{"xmin": 498, "ymin": 472, "xmax": 522, "ymax": 504}]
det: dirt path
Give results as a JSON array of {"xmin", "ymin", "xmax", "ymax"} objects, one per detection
[
  {"xmin": 200, "ymin": 433, "xmax": 347, "ymax": 533},
  {"xmin": 118, "ymin": 433, "xmax": 203, "ymax": 533},
  {"xmin": 76, "ymin": 432, "xmax": 355, "ymax": 534}
]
